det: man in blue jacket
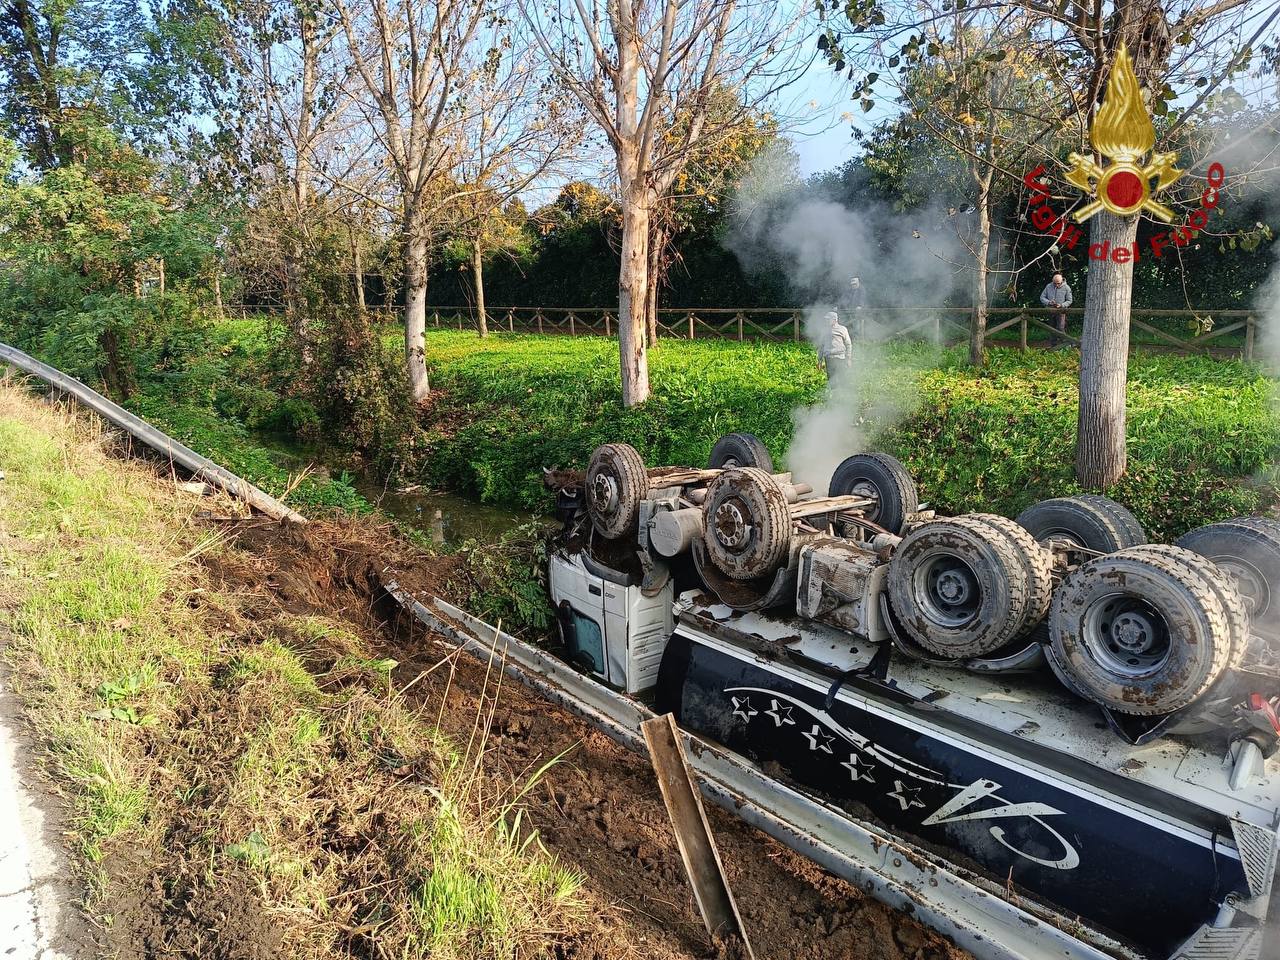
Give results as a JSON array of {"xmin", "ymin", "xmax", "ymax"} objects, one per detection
[{"xmin": 1039, "ymin": 272, "xmax": 1073, "ymax": 348}]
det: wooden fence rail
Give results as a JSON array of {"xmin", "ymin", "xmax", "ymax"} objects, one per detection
[{"xmin": 224, "ymin": 304, "xmax": 1263, "ymax": 360}]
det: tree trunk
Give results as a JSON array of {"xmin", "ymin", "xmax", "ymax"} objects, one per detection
[
  {"xmin": 617, "ymin": 196, "xmax": 652, "ymax": 407},
  {"xmin": 472, "ymin": 238, "xmax": 488, "ymax": 338},
  {"xmin": 213, "ymin": 270, "xmax": 224, "ymax": 317},
  {"xmin": 1075, "ymin": 212, "xmax": 1138, "ymax": 488},
  {"xmin": 646, "ymin": 222, "xmax": 664, "ymax": 345},
  {"xmin": 969, "ymin": 185, "xmax": 991, "ymax": 367},
  {"xmin": 348, "ymin": 223, "xmax": 366, "ymax": 312},
  {"xmin": 403, "ymin": 225, "xmax": 431, "ymax": 403}
]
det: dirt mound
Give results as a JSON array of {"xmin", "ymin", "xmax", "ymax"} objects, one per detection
[{"xmin": 213, "ymin": 516, "xmax": 968, "ymax": 960}]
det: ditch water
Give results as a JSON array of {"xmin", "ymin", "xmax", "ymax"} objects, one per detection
[{"xmin": 253, "ymin": 432, "xmax": 541, "ymax": 546}]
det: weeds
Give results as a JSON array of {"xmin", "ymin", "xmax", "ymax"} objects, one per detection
[
  {"xmin": 414, "ymin": 330, "xmax": 1279, "ymax": 540},
  {"xmin": 0, "ymin": 382, "xmax": 583, "ymax": 958}
]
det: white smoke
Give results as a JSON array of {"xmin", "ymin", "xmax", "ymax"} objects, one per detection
[{"xmin": 728, "ymin": 145, "xmax": 968, "ymax": 489}]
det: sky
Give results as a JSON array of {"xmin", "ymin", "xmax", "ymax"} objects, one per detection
[{"xmin": 781, "ymin": 56, "xmax": 899, "ymax": 179}]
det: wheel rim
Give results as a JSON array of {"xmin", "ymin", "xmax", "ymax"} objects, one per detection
[
  {"xmin": 1081, "ymin": 593, "xmax": 1171, "ymax": 676},
  {"xmin": 1209, "ymin": 554, "xmax": 1268, "ymax": 616},
  {"xmin": 713, "ymin": 497, "xmax": 754, "ymax": 552},
  {"xmin": 850, "ymin": 479, "xmax": 880, "ymax": 522},
  {"xmin": 1039, "ymin": 525, "xmax": 1086, "ymax": 548},
  {"xmin": 913, "ymin": 552, "xmax": 982, "ymax": 627},
  {"xmin": 590, "ymin": 471, "xmax": 619, "ymax": 517}
]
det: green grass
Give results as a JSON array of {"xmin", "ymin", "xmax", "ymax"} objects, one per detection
[
  {"xmin": 412, "ymin": 330, "xmax": 1280, "ymax": 541},
  {"xmin": 0, "ymin": 384, "xmax": 582, "ymax": 957}
]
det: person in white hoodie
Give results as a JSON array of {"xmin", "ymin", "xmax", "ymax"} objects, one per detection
[
  {"xmin": 1039, "ymin": 272, "xmax": 1073, "ymax": 348},
  {"xmin": 818, "ymin": 310, "xmax": 852, "ymax": 384}
]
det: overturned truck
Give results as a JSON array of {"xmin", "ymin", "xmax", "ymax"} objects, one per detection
[{"xmin": 545, "ymin": 435, "xmax": 1280, "ymax": 960}]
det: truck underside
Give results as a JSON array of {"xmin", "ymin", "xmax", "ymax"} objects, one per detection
[{"xmin": 545, "ymin": 435, "xmax": 1280, "ymax": 960}]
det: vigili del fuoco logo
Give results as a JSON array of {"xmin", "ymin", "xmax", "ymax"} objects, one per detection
[{"xmin": 1022, "ymin": 42, "xmax": 1227, "ymax": 264}]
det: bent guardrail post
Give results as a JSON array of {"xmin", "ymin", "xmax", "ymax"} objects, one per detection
[
  {"xmin": 0, "ymin": 341, "xmax": 307, "ymax": 524},
  {"xmin": 642, "ymin": 712, "xmax": 755, "ymax": 958}
]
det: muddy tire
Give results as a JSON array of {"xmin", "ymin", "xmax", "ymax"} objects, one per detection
[
  {"xmin": 1015, "ymin": 495, "xmax": 1146, "ymax": 552},
  {"xmin": 585, "ymin": 443, "xmax": 648, "ymax": 540},
  {"xmin": 887, "ymin": 514, "xmax": 1053, "ymax": 658},
  {"xmin": 708, "ymin": 432, "xmax": 774, "ymax": 472},
  {"xmin": 1126, "ymin": 544, "xmax": 1250, "ymax": 668},
  {"xmin": 701, "ymin": 467, "xmax": 791, "ymax": 581},
  {"xmin": 1047, "ymin": 546, "xmax": 1234, "ymax": 715},
  {"xmin": 966, "ymin": 512, "xmax": 1055, "ymax": 626},
  {"xmin": 1176, "ymin": 518, "xmax": 1280, "ymax": 638},
  {"xmin": 828, "ymin": 452, "xmax": 919, "ymax": 535}
]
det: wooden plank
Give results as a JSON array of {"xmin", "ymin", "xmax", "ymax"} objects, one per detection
[
  {"xmin": 648, "ymin": 467, "xmax": 720, "ymax": 487},
  {"xmin": 985, "ymin": 315, "xmax": 1024, "ymax": 337},
  {"xmin": 641, "ymin": 714, "xmax": 755, "ymax": 957},
  {"xmin": 1130, "ymin": 316, "xmax": 1202, "ymax": 353},
  {"xmin": 790, "ymin": 494, "xmax": 874, "ymax": 519},
  {"xmin": 1191, "ymin": 320, "xmax": 1246, "ymax": 344},
  {"xmin": 1026, "ymin": 316, "xmax": 1081, "ymax": 345}
]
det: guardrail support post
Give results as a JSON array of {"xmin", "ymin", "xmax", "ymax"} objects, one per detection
[
  {"xmin": 605, "ymin": 313, "xmax": 612, "ymax": 336},
  {"xmin": 1245, "ymin": 315, "xmax": 1255, "ymax": 362},
  {"xmin": 536, "ymin": 310, "xmax": 544, "ymax": 335},
  {"xmin": 569, "ymin": 312, "xmax": 576, "ymax": 336},
  {"xmin": 641, "ymin": 714, "xmax": 755, "ymax": 958},
  {"xmin": 688, "ymin": 314, "xmax": 695, "ymax": 339},
  {"xmin": 793, "ymin": 313, "xmax": 800, "ymax": 342},
  {"xmin": 736, "ymin": 313, "xmax": 744, "ymax": 341},
  {"xmin": 1020, "ymin": 315, "xmax": 1028, "ymax": 352}
]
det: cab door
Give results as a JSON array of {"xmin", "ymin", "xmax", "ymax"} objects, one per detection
[{"xmin": 548, "ymin": 552, "xmax": 608, "ymax": 680}]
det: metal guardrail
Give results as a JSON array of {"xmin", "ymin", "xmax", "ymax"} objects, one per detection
[
  {"xmin": 387, "ymin": 584, "xmax": 1131, "ymax": 960},
  {"xmin": 0, "ymin": 341, "xmax": 307, "ymax": 524},
  {"xmin": 226, "ymin": 303, "xmax": 1261, "ymax": 358}
]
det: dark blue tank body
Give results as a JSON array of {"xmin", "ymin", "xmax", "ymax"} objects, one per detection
[{"xmin": 655, "ymin": 629, "xmax": 1249, "ymax": 959}]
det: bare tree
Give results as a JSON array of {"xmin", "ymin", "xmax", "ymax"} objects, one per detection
[
  {"xmin": 1040, "ymin": 0, "xmax": 1277, "ymax": 488},
  {"xmin": 331, "ymin": 0, "xmax": 487, "ymax": 403},
  {"xmin": 522, "ymin": 0, "xmax": 806, "ymax": 406},
  {"xmin": 824, "ymin": 0, "xmax": 1278, "ymax": 486},
  {"xmin": 451, "ymin": 20, "xmax": 584, "ymax": 337}
]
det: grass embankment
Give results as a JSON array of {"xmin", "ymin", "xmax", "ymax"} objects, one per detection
[
  {"xmin": 0, "ymin": 383, "xmax": 580, "ymax": 958},
  {"xmin": 418, "ymin": 331, "xmax": 1280, "ymax": 541}
]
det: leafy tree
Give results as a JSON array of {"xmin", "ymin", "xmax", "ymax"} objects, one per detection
[
  {"xmin": 0, "ymin": 0, "xmax": 229, "ymax": 168},
  {"xmin": 0, "ymin": 130, "xmax": 219, "ymax": 395}
]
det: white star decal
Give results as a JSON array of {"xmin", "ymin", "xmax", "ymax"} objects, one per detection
[
  {"xmin": 764, "ymin": 699, "xmax": 795, "ymax": 727},
  {"xmin": 730, "ymin": 696, "xmax": 757, "ymax": 721},
  {"xmin": 840, "ymin": 752, "xmax": 876, "ymax": 783},
  {"xmin": 888, "ymin": 780, "xmax": 925, "ymax": 811},
  {"xmin": 802, "ymin": 724, "xmax": 835, "ymax": 754}
]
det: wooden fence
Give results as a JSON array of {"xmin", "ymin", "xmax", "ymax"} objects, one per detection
[{"xmin": 225, "ymin": 304, "xmax": 1263, "ymax": 360}]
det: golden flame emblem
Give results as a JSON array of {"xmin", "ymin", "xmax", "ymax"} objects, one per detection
[{"xmin": 1064, "ymin": 43, "xmax": 1182, "ymax": 222}]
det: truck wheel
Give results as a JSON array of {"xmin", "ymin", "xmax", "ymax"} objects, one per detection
[
  {"xmin": 966, "ymin": 513, "xmax": 1054, "ymax": 625},
  {"xmin": 1047, "ymin": 546, "xmax": 1233, "ymax": 715},
  {"xmin": 828, "ymin": 452, "xmax": 919, "ymax": 534},
  {"xmin": 586, "ymin": 442, "xmax": 647, "ymax": 539},
  {"xmin": 887, "ymin": 514, "xmax": 1052, "ymax": 658},
  {"xmin": 708, "ymin": 432, "xmax": 774, "ymax": 471},
  {"xmin": 1015, "ymin": 495, "xmax": 1146, "ymax": 552},
  {"xmin": 1176, "ymin": 518, "xmax": 1280, "ymax": 638},
  {"xmin": 1126, "ymin": 543, "xmax": 1250, "ymax": 668},
  {"xmin": 701, "ymin": 467, "xmax": 791, "ymax": 581}
]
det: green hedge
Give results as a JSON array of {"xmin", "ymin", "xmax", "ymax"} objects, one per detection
[{"xmin": 417, "ymin": 331, "xmax": 1280, "ymax": 542}]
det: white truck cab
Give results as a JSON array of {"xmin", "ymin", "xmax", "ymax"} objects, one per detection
[{"xmin": 549, "ymin": 550, "xmax": 672, "ymax": 693}]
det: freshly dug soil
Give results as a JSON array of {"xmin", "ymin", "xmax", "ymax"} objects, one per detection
[{"xmin": 206, "ymin": 516, "xmax": 969, "ymax": 960}]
